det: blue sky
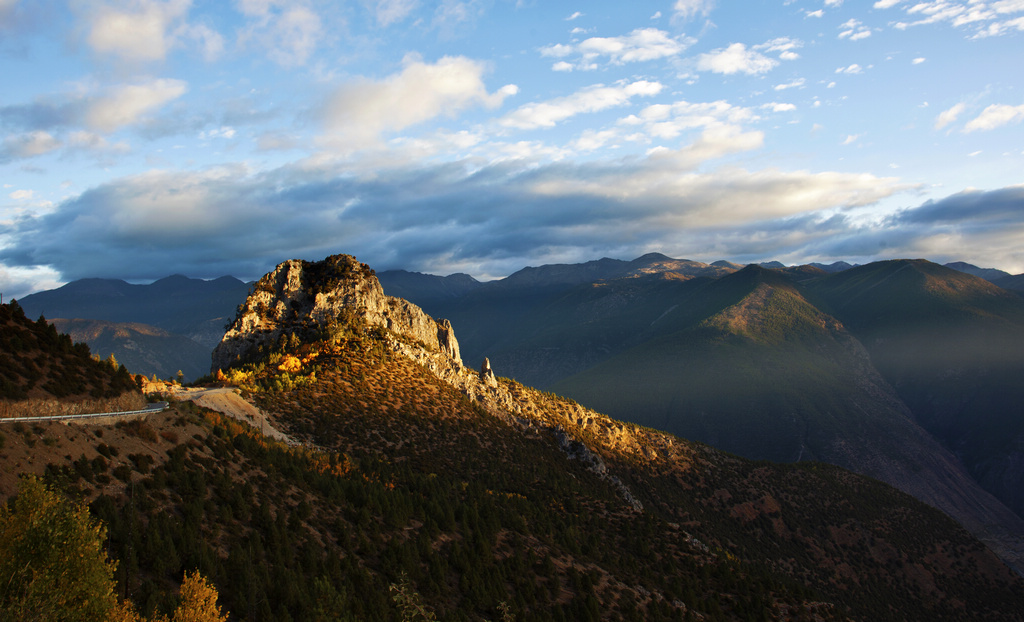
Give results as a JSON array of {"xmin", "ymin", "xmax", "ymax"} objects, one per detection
[{"xmin": 1, "ymin": 0, "xmax": 1023, "ymax": 297}]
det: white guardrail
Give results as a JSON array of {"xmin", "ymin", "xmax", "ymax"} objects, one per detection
[{"xmin": 0, "ymin": 402, "xmax": 169, "ymax": 424}]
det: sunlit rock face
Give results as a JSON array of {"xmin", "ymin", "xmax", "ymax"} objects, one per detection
[{"xmin": 212, "ymin": 254, "xmax": 461, "ymax": 373}]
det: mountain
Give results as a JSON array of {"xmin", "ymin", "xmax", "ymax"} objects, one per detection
[
  {"xmin": 16, "ymin": 275, "xmax": 250, "ymax": 382},
  {"xmin": 376, "ymin": 254, "xmax": 1024, "ymax": 570},
  {"xmin": 4, "ymin": 254, "xmax": 1024, "ymax": 620},
  {"xmin": 805, "ymin": 260, "xmax": 1024, "ymax": 520},
  {"xmin": 809, "ymin": 261, "xmax": 857, "ymax": 273},
  {"xmin": 945, "ymin": 261, "xmax": 1013, "ymax": 283},
  {"xmin": 48, "ymin": 318, "xmax": 212, "ymax": 382},
  {"xmin": 551, "ymin": 264, "xmax": 1024, "ymax": 569},
  {"xmin": 18, "ymin": 274, "xmax": 249, "ymax": 350},
  {"xmin": 0, "ymin": 300, "xmax": 144, "ymax": 417}
]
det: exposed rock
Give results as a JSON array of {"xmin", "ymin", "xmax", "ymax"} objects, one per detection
[
  {"xmin": 480, "ymin": 357, "xmax": 498, "ymax": 388},
  {"xmin": 212, "ymin": 254, "xmax": 462, "ymax": 373}
]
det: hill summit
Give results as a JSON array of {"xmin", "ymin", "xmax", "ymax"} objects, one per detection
[{"xmin": 213, "ymin": 255, "xmax": 461, "ymax": 373}]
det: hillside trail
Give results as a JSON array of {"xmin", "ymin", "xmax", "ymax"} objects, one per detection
[{"xmin": 167, "ymin": 386, "xmax": 298, "ymax": 446}]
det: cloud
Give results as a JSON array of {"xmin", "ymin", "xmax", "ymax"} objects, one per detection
[
  {"xmin": 621, "ymin": 99, "xmax": 759, "ymax": 141},
  {"xmin": 0, "ymin": 148, "xmax": 910, "ymax": 283},
  {"xmin": 544, "ymin": 28, "xmax": 692, "ymax": 70},
  {"xmin": 500, "ymin": 81, "xmax": 663, "ymax": 130},
  {"xmin": 934, "ymin": 102, "xmax": 965, "ymax": 130},
  {"xmin": 672, "ymin": 0, "xmax": 715, "ymax": 21},
  {"xmin": 835, "ymin": 63, "xmax": 863, "ymax": 74},
  {"xmin": 1, "ymin": 130, "xmax": 61, "ymax": 161},
  {"xmin": 963, "ymin": 103, "xmax": 1024, "ymax": 132},
  {"xmin": 324, "ymin": 56, "xmax": 517, "ymax": 146},
  {"xmin": 754, "ymin": 37, "xmax": 803, "ymax": 60},
  {"xmin": 370, "ymin": 0, "xmax": 419, "ymax": 26},
  {"xmin": 83, "ymin": 78, "xmax": 188, "ymax": 133},
  {"xmin": 238, "ymin": 0, "xmax": 323, "ymax": 66},
  {"xmin": 696, "ymin": 43, "xmax": 778, "ymax": 75},
  {"xmin": 874, "ymin": 0, "xmax": 901, "ymax": 7},
  {"xmin": 84, "ymin": 0, "xmax": 190, "ymax": 61},
  {"xmin": 774, "ymin": 78, "xmax": 805, "ymax": 90},
  {"xmin": 9, "ymin": 189, "xmax": 34, "ymax": 200},
  {"xmin": 894, "ymin": 186, "xmax": 1024, "ymax": 225},
  {"xmin": 763, "ymin": 102, "xmax": 796, "ymax": 112},
  {"xmin": 80, "ymin": 0, "xmax": 222, "ymax": 63},
  {"xmin": 889, "ymin": 0, "xmax": 1024, "ymax": 37}
]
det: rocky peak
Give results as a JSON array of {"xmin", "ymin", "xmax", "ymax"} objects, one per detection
[{"xmin": 212, "ymin": 254, "xmax": 461, "ymax": 372}]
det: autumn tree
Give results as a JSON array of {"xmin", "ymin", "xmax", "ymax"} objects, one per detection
[
  {"xmin": 0, "ymin": 476, "xmax": 119, "ymax": 621},
  {"xmin": 169, "ymin": 570, "xmax": 229, "ymax": 622}
]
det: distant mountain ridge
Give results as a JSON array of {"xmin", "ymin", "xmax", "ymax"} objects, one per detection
[
  {"xmin": 17, "ymin": 274, "xmax": 250, "ymax": 381},
  {"xmin": 375, "ymin": 254, "xmax": 1024, "ymax": 571},
  {"xmin": 6, "ymin": 260, "xmax": 1024, "ymax": 620}
]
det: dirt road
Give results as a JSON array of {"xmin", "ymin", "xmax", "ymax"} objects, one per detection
[{"xmin": 168, "ymin": 387, "xmax": 297, "ymax": 445}]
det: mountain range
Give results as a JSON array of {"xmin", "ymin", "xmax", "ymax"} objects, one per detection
[
  {"xmin": 9, "ymin": 255, "xmax": 1024, "ymax": 620},
  {"xmin": 12, "ymin": 253, "xmax": 1024, "ymax": 572},
  {"xmin": 374, "ymin": 254, "xmax": 1024, "ymax": 571}
]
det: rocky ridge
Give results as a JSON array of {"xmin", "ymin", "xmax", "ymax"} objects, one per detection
[
  {"xmin": 212, "ymin": 255, "xmax": 460, "ymax": 373},
  {"xmin": 213, "ymin": 254, "xmax": 673, "ymax": 512}
]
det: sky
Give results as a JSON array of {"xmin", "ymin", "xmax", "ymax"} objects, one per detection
[{"xmin": 1, "ymin": 0, "xmax": 1023, "ymax": 298}]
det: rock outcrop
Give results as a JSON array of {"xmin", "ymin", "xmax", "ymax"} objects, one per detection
[{"xmin": 212, "ymin": 255, "xmax": 461, "ymax": 373}]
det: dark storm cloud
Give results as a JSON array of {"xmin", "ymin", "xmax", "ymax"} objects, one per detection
[{"xmin": 893, "ymin": 186, "xmax": 1024, "ymax": 227}]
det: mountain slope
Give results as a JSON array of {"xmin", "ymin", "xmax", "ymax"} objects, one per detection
[
  {"xmin": 5, "ymin": 255, "xmax": 1024, "ymax": 620},
  {"xmin": 806, "ymin": 259, "xmax": 1024, "ymax": 519},
  {"xmin": 48, "ymin": 318, "xmax": 212, "ymax": 382},
  {"xmin": 0, "ymin": 301, "xmax": 144, "ymax": 417},
  {"xmin": 552, "ymin": 265, "xmax": 1024, "ymax": 569}
]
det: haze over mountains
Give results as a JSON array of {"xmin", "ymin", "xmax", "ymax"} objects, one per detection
[
  {"xmin": 6, "ymin": 256, "xmax": 1024, "ymax": 620},
  {"xmin": 13, "ymin": 252, "xmax": 1024, "ymax": 568}
]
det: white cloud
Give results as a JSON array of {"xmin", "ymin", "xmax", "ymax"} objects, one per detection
[
  {"xmin": 887, "ymin": 0, "xmax": 1024, "ymax": 36},
  {"xmin": 85, "ymin": 0, "xmax": 191, "ymax": 62},
  {"xmin": 696, "ymin": 43, "xmax": 778, "ymax": 75},
  {"xmin": 2, "ymin": 131, "xmax": 61, "ymax": 159},
  {"xmin": 621, "ymin": 99, "xmax": 759, "ymax": 141},
  {"xmin": 552, "ymin": 61, "xmax": 574, "ymax": 72},
  {"xmin": 835, "ymin": 64, "xmax": 863, "ymax": 74},
  {"xmin": 500, "ymin": 80, "xmax": 663, "ymax": 130},
  {"xmin": 9, "ymin": 189, "xmax": 34, "ymax": 200},
  {"xmin": 566, "ymin": 11, "xmax": 583, "ymax": 20},
  {"xmin": 874, "ymin": 0, "xmax": 901, "ymax": 7},
  {"xmin": 934, "ymin": 102, "xmax": 965, "ymax": 129},
  {"xmin": 838, "ymin": 18, "xmax": 872, "ymax": 40},
  {"xmin": 84, "ymin": 79, "xmax": 188, "ymax": 133},
  {"xmin": 774, "ymin": 78, "xmax": 806, "ymax": 90},
  {"xmin": 672, "ymin": 0, "xmax": 715, "ymax": 21},
  {"xmin": 964, "ymin": 103, "xmax": 1024, "ymax": 132},
  {"xmin": 325, "ymin": 56, "xmax": 518, "ymax": 145},
  {"xmin": 371, "ymin": 0, "xmax": 419, "ymax": 26},
  {"xmin": 842, "ymin": 134, "xmax": 859, "ymax": 145},
  {"xmin": 574, "ymin": 28, "xmax": 692, "ymax": 66},
  {"xmin": 238, "ymin": 1, "xmax": 323, "ymax": 67},
  {"xmin": 764, "ymin": 102, "xmax": 797, "ymax": 112},
  {"xmin": 806, "ymin": 9, "xmax": 824, "ymax": 18},
  {"xmin": 912, "ymin": 57, "xmax": 926, "ymax": 64},
  {"xmin": 755, "ymin": 37, "xmax": 803, "ymax": 60},
  {"xmin": 826, "ymin": 0, "xmax": 844, "ymax": 5}
]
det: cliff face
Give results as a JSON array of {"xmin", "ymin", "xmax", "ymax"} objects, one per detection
[{"xmin": 211, "ymin": 255, "xmax": 461, "ymax": 373}]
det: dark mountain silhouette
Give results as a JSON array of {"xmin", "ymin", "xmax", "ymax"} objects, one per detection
[
  {"xmin": 377, "ymin": 255, "xmax": 1024, "ymax": 570},
  {"xmin": 18, "ymin": 274, "xmax": 249, "ymax": 350},
  {"xmin": 17, "ymin": 275, "xmax": 250, "ymax": 382}
]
